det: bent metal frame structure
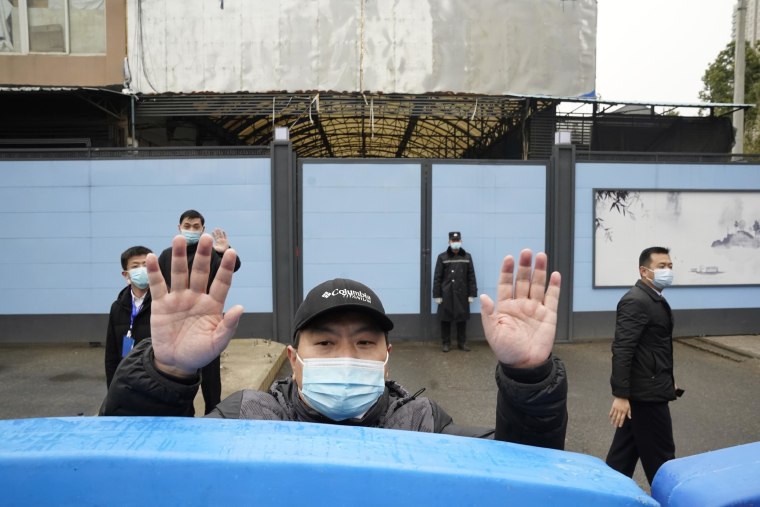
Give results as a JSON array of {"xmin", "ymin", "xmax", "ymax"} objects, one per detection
[
  {"xmin": 133, "ymin": 92, "xmax": 749, "ymax": 159},
  {"xmin": 0, "ymin": 87, "xmax": 750, "ymax": 159},
  {"xmin": 134, "ymin": 92, "xmax": 545, "ymax": 159}
]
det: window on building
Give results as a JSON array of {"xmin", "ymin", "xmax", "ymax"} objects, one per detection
[{"xmin": 0, "ymin": 0, "xmax": 105, "ymax": 54}]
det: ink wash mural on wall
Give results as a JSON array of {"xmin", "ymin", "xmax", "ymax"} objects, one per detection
[{"xmin": 594, "ymin": 190, "xmax": 760, "ymax": 287}]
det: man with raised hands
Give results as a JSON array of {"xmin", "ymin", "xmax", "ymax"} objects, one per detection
[{"xmin": 101, "ymin": 234, "xmax": 567, "ymax": 450}]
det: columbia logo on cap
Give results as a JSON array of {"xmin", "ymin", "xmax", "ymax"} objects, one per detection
[
  {"xmin": 321, "ymin": 288, "xmax": 372, "ymax": 303},
  {"xmin": 292, "ymin": 278, "xmax": 394, "ymax": 341}
]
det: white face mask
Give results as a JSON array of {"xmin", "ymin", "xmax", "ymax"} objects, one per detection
[
  {"xmin": 128, "ymin": 266, "xmax": 149, "ymax": 289},
  {"xmin": 297, "ymin": 353, "xmax": 388, "ymax": 421},
  {"xmin": 181, "ymin": 230, "xmax": 202, "ymax": 245},
  {"xmin": 645, "ymin": 267, "xmax": 674, "ymax": 289},
  {"xmin": 450, "ymin": 242, "xmax": 462, "ymax": 250}
]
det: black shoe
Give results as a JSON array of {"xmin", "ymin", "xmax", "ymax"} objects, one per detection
[
  {"xmin": 457, "ymin": 344, "xmax": 471, "ymax": 352},
  {"xmin": 442, "ymin": 343, "xmax": 450, "ymax": 352}
]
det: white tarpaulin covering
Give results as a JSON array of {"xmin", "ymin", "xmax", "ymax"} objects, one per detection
[{"xmin": 126, "ymin": 0, "xmax": 596, "ymax": 97}]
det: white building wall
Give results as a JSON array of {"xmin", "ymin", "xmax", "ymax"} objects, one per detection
[{"xmin": 126, "ymin": 0, "xmax": 597, "ymax": 97}]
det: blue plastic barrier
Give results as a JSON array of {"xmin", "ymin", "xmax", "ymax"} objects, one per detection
[
  {"xmin": 652, "ymin": 441, "xmax": 760, "ymax": 507},
  {"xmin": 0, "ymin": 417, "xmax": 656, "ymax": 506}
]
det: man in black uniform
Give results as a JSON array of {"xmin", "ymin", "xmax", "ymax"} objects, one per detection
[
  {"xmin": 433, "ymin": 231, "xmax": 477, "ymax": 352},
  {"xmin": 101, "ymin": 235, "xmax": 568, "ymax": 451}
]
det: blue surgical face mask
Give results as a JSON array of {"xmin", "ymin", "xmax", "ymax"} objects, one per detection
[
  {"xmin": 297, "ymin": 353, "xmax": 388, "ymax": 421},
  {"xmin": 450, "ymin": 241, "xmax": 462, "ymax": 250},
  {"xmin": 128, "ymin": 266, "xmax": 149, "ymax": 290},
  {"xmin": 646, "ymin": 267, "xmax": 674, "ymax": 289},
  {"xmin": 181, "ymin": 230, "xmax": 202, "ymax": 245}
]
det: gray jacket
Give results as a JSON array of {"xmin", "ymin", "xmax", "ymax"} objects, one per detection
[{"xmin": 100, "ymin": 339, "xmax": 568, "ymax": 449}]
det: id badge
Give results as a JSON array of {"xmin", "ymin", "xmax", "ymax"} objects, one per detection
[{"xmin": 122, "ymin": 335, "xmax": 135, "ymax": 357}]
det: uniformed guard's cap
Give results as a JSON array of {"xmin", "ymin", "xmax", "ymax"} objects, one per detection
[
  {"xmin": 449, "ymin": 231, "xmax": 461, "ymax": 241},
  {"xmin": 292, "ymin": 278, "xmax": 394, "ymax": 341}
]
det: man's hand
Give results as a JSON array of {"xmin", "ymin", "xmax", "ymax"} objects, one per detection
[
  {"xmin": 211, "ymin": 227, "xmax": 230, "ymax": 253},
  {"xmin": 147, "ymin": 234, "xmax": 244, "ymax": 377},
  {"xmin": 434, "ymin": 298, "xmax": 442, "ymax": 304},
  {"xmin": 480, "ymin": 250, "xmax": 561, "ymax": 368},
  {"xmin": 609, "ymin": 396, "xmax": 631, "ymax": 427}
]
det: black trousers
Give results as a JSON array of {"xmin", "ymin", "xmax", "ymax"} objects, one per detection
[
  {"xmin": 440, "ymin": 321, "xmax": 467, "ymax": 345},
  {"xmin": 605, "ymin": 400, "xmax": 675, "ymax": 485},
  {"xmin": 200, "ymin": 355, "xmax": 222, "ymax": 415}
]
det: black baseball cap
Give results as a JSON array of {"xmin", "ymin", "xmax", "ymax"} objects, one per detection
[
  {"xmin": 292, "ymin": 278, "xmax": 394, "ymax": 341},
  {"xmin": 449, "ymin": 231, "xmax": 461, "ymax": 240}
]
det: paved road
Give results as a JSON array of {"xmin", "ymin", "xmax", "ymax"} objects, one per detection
[
  {"xmin": 0, "ymin": 344, "xmax": 106, "ymax": 419},
  {"xmin": 2, "ymin": 338, "xmax": 759, "ymax": 492}
]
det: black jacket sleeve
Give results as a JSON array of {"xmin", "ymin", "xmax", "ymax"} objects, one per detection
[
  {"xmin": 207, "ymin": 249, "xmax": 242, "ymax": 292},
  {"xmin": 98, "ymin": 339, "xmax": 199, "ymax": 417},
  {"xmin": 232, "ymin": 251, "xmax": 242, "ymax": 272},
  {"xmin": 432, "ymin": 254, "xmax": 444, "ymax": 298},
  {"xmin": 104, "ymin": 301, "xmax": 121, "ymax": 388},
  {"xmin": 610, "ymin": 295, "xmax": 648, "ymax": 399},
  {"xmin": 467, "ymin": 253, "xmax": 477, "ymax": 298},
  {"xmin": 157, "ymin": 247, "xmax": 172, "ymax": 288},
  {"xmin": 493, "ymin": 354, "xmax": 568, "ymax": 450}
]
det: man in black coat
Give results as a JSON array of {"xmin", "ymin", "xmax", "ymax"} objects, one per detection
[
  {"xmin": 606, "ymin": 246, "xmax": 680, "ymax": 485},
  {"xmin": 157, "ymin": 209, "xmax": 242, "ymax": 415},
  {"xmin": 433, "ymin": 231, "xmax": 477, "ymax": 352},
  {"xmin": 104, "ymin": 246, "xmax": 153, "ymax": 388},
  {"xmin": 101, "ymin": 235, "xmax": 568, "ymax": 451}
]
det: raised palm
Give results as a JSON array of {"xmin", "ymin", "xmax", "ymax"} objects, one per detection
[
  {"xmin": 480, "ymin": 250, "xmax": 561, "ymax": 368},
  {"xmin": 211, "ymin": 227, "xmax": 230, "ymax": 253},
  {"xmin": 147, "ymin": 234, "xmax": 244, "ymax": 377}
]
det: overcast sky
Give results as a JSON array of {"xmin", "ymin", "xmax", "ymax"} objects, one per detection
[{"xmin": 596, "ymin": 0, "xmax": 736, "ymax": 104}]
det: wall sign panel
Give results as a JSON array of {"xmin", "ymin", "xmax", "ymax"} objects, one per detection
[{"xmin": 594, "ymin": 189, "xmax": 760, "ymax": 287}]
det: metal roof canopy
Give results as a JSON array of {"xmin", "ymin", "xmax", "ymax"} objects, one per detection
[
  {"xmin": 134, "ymin": 93, "xmax": 530, "ymax": 119},
  {"xmin": 134, "ymin": 92, "xmax": 542, "ymax": 158},
  {"xmin": 133, "ymin": 92, "xmax": 752, "ymax": 158},
  {"xmin": 133, "ymin": 92, "xmax": 753, "ymax": 118},
  {"xmin": 550, "ymin": 94, "xmax": 754, "ymax": 117},
  {"xmin": 1, "ymin": 87, "xmax": 750, "ymax": 158}
]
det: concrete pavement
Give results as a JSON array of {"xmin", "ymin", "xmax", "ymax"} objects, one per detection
[
  {"xmin": 0, "ymin": 338, "xmax": 289, "ymax": 419},
  {"xmin": 680, "ymin": 334, "xmax": 760, "ymax": 360}
]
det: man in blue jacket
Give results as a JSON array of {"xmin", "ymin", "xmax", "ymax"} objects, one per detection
[
  {"xmin": 102, "ymin": 235, "xmax": 568, "ymax": 450},
  {"xmin": 606, "ymin": 246, "xmax": 680, "ymax": 485}
]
